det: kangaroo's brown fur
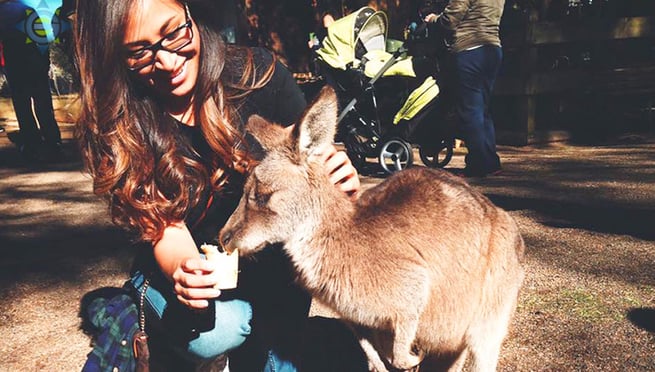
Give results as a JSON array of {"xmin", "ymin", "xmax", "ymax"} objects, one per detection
[{"xmin": 220, "ymin": 87, "xmax": 525, "ymax": 372}]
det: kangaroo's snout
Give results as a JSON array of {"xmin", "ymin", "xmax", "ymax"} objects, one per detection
[{"xmin": 218, "ymin": 229, "xmax": 234, "ymax": 253}]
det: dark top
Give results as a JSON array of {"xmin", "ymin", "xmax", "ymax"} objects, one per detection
[
  {"xmin": 131, "ymin": 47, "xmax": 306, "ymax": 273},
  {"xmin": 182, "ymin": 47, "xmax": 307, "ymax": 247}
]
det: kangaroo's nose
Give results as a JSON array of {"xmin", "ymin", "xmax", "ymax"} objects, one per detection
[{"xmin": 219, "ymin": 230, "xmax": 233, "ymax": 252}]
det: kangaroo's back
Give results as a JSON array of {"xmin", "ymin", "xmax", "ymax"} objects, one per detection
[
  {"xmin": 355, "ymin": 166, "xmax": 495, "ymax": 224},
  {"xmin": 352, "ymin": 166, "xmax": 519, "ymax": 262}
]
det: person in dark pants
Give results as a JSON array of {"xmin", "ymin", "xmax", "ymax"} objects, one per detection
[
  {"xmin": 1, "ymin": 28, "xmax": 62, "ymax": 160},
  {"xmin": 425, "ymin": 0, "xmax": 504, "ymax": 177}
]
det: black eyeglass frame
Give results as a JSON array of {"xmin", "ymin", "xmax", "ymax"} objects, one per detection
[{"xmin": 126, "ymin": 3, "xmax": 193, "ymax": 71}]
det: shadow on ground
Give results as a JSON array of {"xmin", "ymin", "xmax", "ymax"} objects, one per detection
[
  {"xmin": 488, "ymin": 194, "xmax": 655, "ymax": 240},
  {"xmin": 627, "ymin": 308, "xmax": 655, "ymax": 334}
]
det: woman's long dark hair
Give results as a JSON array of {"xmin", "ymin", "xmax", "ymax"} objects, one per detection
[{"xmin": 74, "ymin": 0, "xmax": 274, "ymax": 242}]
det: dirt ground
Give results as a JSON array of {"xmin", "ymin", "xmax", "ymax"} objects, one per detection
[{"xmin": 0, "ymin": 117, "xmax": 654, "ymax": 371}]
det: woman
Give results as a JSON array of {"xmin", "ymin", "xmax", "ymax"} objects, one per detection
[{"xmin": 74, "ymin": 0, "xmax": 360, "ymax": 370}]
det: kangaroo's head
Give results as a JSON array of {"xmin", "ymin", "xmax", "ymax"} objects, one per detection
[{"xmin": 220, "ymin": 86, "xmax": 339, "ymax": 255}]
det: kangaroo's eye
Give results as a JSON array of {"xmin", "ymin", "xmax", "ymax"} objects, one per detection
[
  {"xmin": 248, "ymin": 178, "xmax": 274, "ymax": 208},
  {"xmin": 248, "ymin": 189, "xmax": 271, "ymax": 208},
  {"xmin": 255, "ymin": 192, "xmax": 271, "ymax": 208}
]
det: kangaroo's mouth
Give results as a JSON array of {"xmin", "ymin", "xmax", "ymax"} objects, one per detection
[
  {"xmin": 231, "ymin": 242, "xmax": 269, "ymax": 258},
  {"xmin": 220, "ymin": 230, "xmax": 272, "ymax": 257}
]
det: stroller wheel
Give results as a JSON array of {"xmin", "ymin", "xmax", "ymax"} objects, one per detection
[
  {"xmin": 378, "ymin": 138, "xmax": 413, "ymax": 174},
  {"xmin": 419, "ymin": 139, "xmax": 454, "ymax": 168}
]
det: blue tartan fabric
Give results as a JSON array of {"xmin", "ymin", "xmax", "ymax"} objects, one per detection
[{"xmin": 81, "ymin": 292, "xmax": 139, "ymax": 372}]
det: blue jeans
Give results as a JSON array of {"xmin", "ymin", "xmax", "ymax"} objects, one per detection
[
  {"xmin": 452, "ymin": 45, "xmax": 503, "ymax": 175},
  {"xmin": 130, "ymin": 265, "xmax": 300, "ymax": 371}
]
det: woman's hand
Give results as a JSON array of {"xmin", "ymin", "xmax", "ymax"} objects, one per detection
[
  {"xmin": 424, "ymin": 13, "xmax": 440, "ymax": 23},
  {"xmin": 154, "ymin": 223, "xmax": 223, "ymax": 309},
  {"xmin": 171, "ymin": 257, "xmax": 221, "ymax": 309},
  {"xmin": 318, "ymin": 144, "xmax": 360, "ymax": 200}
]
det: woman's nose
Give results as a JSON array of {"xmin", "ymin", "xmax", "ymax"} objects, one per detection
[{"xmin": 153, "ymin": 49, "xmax": 180, "ymax": 71}]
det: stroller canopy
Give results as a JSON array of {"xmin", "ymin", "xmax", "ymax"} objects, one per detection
[
  {"xmin": 316, "ymin": 7, "xmax": 388, "ymax": 70},
  {"xmin": 317, "ymin": 7, "xmax": 416, "ymax": 78},
  {"xmin": 317, "ymin": 7, "xmax": 439, "ymax": 125}
]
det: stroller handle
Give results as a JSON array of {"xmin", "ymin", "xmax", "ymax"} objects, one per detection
[
  {"xmin": 336, "ymin": 46, "xmax": 408, "ymax": 124},
  {"xmin": 366, "ymin": 46, "xmax": 408, "ymax": 85}
]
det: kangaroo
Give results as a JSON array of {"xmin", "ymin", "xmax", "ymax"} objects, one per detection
[{"xmin": 220, "ymin": 86, "xmax": 525, "ymax": 372}]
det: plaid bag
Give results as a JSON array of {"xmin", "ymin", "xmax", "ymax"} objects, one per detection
[
  {"xmin": 81, "ymin": 290, "xmax": 140, "ymax": 372},
  {"xmin": 81, "ymin": 280, "xmax": 152, "ymax": 372}
]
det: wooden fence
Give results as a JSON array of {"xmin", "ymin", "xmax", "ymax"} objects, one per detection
[{"xmin": 493, "ymin": 14, "xmax": 655, "ymax": 145}]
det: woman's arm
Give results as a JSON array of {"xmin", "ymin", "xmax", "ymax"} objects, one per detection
[
  {"xmin": 425, "ymin": 0, "xmax": 472, "ymax": 31},
  {"xmin": 153, "ymin": 222, "xmax": 221, "ymax": 309},
  {"xmin": 264, "ymin": 51, "xmax": 360, "ymax": 199},
  {"xmin": 243, "ymin": 48, "xmax": 361, "ymax": 200},
  {"xmin": 436, "ymin": 0, "xmax": 472, "ymax": 31}
]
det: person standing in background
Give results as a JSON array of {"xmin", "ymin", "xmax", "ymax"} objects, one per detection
[
  {"xmin": 0, "ymin": 0, "xmax": 63, "ymax": 161},
  {"xmin": 425, "ymin": 0, "xmax": 504, "ymax": 177}
]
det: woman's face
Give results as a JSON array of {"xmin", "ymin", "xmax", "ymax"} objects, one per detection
[{"xmin": 123, "ymin": 0, "xmax": 201, "ymax": 107}]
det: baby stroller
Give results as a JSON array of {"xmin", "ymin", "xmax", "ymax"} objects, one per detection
[{"xmin": 315, "ymin": 7, "xmax": 455, "ymax": 174}]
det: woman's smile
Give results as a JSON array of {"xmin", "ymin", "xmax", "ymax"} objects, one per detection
[
  {"xmin": 159, "ymin": 58, "xmax": 188, "ymax": 89},
  {"xmin": 171, "ymin": 60, "xmax": 187, "ymax": 84},
  {"xmin": 123, "ymin": 0, "xmax": 201, "ymax": 104}
]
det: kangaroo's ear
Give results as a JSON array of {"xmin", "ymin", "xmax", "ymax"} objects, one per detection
[
  {"xmin": 245, "ymin": 114, "xmax": 289, "ymax": 152},
  {"xmin": 294, "ymin": 85, "xmax": 338, "ymax": 157}
]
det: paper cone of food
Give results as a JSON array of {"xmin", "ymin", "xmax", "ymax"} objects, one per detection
[{"xmin": 201, "ymin": 244, "xmax": 239, "ymax": 290}]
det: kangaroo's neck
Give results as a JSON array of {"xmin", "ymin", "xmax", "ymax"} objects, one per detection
[
  {"xmin": 288, "ymin": 182, "xmax": 356, "ymax": 251},
  {"xmin": 285, "ymin": 176, "xmax": 361, "ymax": 292}
]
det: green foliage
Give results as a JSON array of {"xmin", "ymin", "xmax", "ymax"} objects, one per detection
[
  {"xmin": 48, "ymin": 44, "xmax": 76, "ymax": 94},
  {"xmin": 520, "ymin": 285, "xmax": 654, "ymax": 324}
]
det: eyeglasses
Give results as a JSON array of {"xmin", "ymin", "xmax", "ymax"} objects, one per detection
[{"xmin": 126, "ymin": 3, "xmax": 193, "ymax": 71}]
